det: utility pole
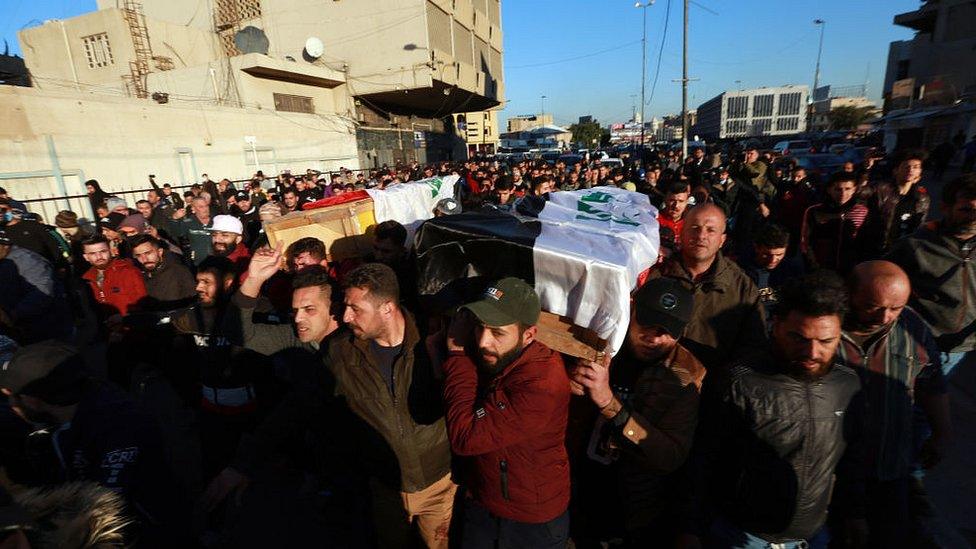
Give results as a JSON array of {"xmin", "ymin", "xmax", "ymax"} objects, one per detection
[
  {"xmin": 636, "ymin": 1, "xmax": 654, "ymax": 163},
  {"xmin": 681, "ymin": 0, "xmax": 689, "ymax": 159},
  {"xmin": 810, "ymin": 19, "xmax": 826, "ymax": 134},
  {"xmin": 541, "ymin": 94, "xmax": 547, "ymax": 117}
]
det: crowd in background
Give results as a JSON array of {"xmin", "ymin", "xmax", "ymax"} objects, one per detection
[{"xmin": 0, "ymin": 136, "xmax": 974, "ymax": 548}]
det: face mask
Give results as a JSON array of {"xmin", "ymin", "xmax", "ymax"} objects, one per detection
[{"xmin": 1, "ymin": 211, "xmax": 13, "ymax": 223}]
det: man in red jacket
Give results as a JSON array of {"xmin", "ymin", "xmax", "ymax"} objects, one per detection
[
  {"xmin": 442, "ymin": 277, "xmax": 571, "ymax": 548},
  {"xmin": 80, "ymin": 234, "xmax": 147, "ymax": 321}
]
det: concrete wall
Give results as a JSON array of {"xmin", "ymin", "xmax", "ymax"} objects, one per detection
[
  {"xmin": 0, "ymin": 86, "xmax": 358, "ymax": 221},
  {"xmin": 19, "ymin": 9, "xmax": 221, "ymax": 95},
  {"xmin": 113, "ymin": 0, "xmax": 503, "ymax": 104}
]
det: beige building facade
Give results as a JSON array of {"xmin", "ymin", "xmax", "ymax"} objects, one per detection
[
  {"xmin": 507, "ymin": 113, "xmax": 553, "ymax": 133},
  {"xmin": 3, "ymin": 0, "xmax": 505, "ymax": 217},
  {"xmin": 453, "ymin": 110, "xmax": 500, "ymax": 156}
]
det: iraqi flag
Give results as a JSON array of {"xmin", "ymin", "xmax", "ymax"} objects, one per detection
[{"xmin": 415, "ymin": 187, "xmax": 659, "ymax": 355}]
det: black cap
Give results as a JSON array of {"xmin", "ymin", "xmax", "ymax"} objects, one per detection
[
  {"xmin": 633, "ymin": 277, "xmax": 694, "ymax": 336},
  {"xmin": 100, "ymin": 211, "xmax": 126, "ymax": 232},
  {"xmin": 0, "ymin": 340, "xmax": 83, "ymax": 394},
  {"xmin": 235, "ymin": 191, "xmax": 250, "ymax": 202}
]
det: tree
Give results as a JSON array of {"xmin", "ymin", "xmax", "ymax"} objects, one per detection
[
  {"xmin": 828, "ymin": 106, "xmax": 876, "ymax": 130},
  {"xmin": 570, "ymin": 121, "xmax": 603, "ymax": 149}
]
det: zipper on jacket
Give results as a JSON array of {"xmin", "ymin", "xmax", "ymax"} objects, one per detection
[{"xmin": 499, "ymin": 459, "xmax": 510, "ymax": 500}]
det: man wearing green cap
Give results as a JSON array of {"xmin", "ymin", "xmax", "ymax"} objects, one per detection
[{"xmin": 442, "ymin": 277, "xmax": 571, "ymax": 548}]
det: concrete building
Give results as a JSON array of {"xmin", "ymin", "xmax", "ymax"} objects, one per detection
[
  {"xmin": 693, "ymin": 85, "xmax": 809, "ymax": 140},
  {"xmin": 507, "ymin": 113, "xmax": 553, "ymax": 133},
  {"xmin": 811, "ymin": 96, "xmax": 880, "ymax": 132},
  {"xmin": 499, "ymin": 124, "xmax": 571, "ymax": 151},
  {"xmin": 880, "ymin": 0, "xmax": 976, "ymax": 152},
  {"xmin": 656, "ymin": 112, "xmax": 696, "ymax": 141},
  {"xmin": 2, "ymin": 0, "xmax": 505, "ymax": 220},
  {"xmin": 453, "ymin": 109, "xmax": 500, "ymax": 156}
]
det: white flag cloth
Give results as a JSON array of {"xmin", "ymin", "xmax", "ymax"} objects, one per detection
[
  {"xmin": 532, "ymin": 187, "xmax": 660, "ymax": 355},
  {"xmin": 367, "ymin": 175, "xmax": 459, "ymax": 246}
]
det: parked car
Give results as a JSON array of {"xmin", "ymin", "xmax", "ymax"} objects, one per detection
[
  {"xmin": 558, "ymin": 154, "xmax": 584, "ymax": 166},
  {"xmin": 791, "ymin": 153, "xmax": 847, "ymax": 182},
  {"xmin": 773, "ymin": 140, "xmax": 814, "ymax": 155},
  {"xmin": 598, "ymin": 158, "xmax": 625, "ymax": 169},
  {"xmin": 828, "ymin": 143, "xmax": 855, "ymax": 155}
]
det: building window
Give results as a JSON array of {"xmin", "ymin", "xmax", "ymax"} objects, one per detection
[
  {"xmin": 896, "ymin": 60, "xmax": 911, "ymax": 80},
  {"xmin": 776, "ymin": 117, "xmax": 800, "ymax": 131},
  {"xmin": 754, "ymin": 94, "xmax": 774, "ymax": 117},
  {"xmin": 725, "ymin": 120, "xmax": 747, "ymax": 135},
  {"xmin": 727, "ymin": 96, "xmax": 748, "ymax": 119},
  {"xmin": 82, "ymin": 33, "xmax": 114, "ymax": 68},
  {"xmin": 753, "ymin": 118, "xmax": 772, "ymax": 134},
  {"xmin": 273, "ymin": 93, "xmax": 314, "ymax": 114},
  {"xmin": 778, "ymin": 92, "xmax": 802, "ymax": 116}
]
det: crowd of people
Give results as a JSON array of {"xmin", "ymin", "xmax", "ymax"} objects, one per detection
[{"xmin": 0, "ymin": 141, "xmax": 973, "ymax": 548}]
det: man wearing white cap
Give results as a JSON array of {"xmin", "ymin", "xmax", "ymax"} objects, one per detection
[{"xmin": 208, "ymin": 214, "xmax": 250, "ymax": 276}]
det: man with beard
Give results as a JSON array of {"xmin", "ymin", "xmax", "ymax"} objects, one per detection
[
  {"xmin": 167, "ymin": 256, "xmax": 273, "ymax": 480},
  {"xmin": 130, "ymin": 234, "xmax": 195, "ymax": 310},
  {"xmin": 570, "ymin": 278, "xmax": 705, "ymax": 547},
  {"xmin": 441, "ymin": 278, "xmax": 571, "ymax": 548},
  {"xmin": 691, "ymin": 271, "xmax": 866, "ymax": 548},
  {"xmin": 229, "ymin": 191, "xmax": 261, "ymax": 248},
  {"xmin": 835, "ymin": 261, "xmax": 949, "ymax": 548},
  {"xmin": 208, "ymin": 215, "xmax": 250, "ymax": 276},
  {"xmin": 887, "ymin": 174, "xmax": 976, "ymax": 380},
  {"xmin": 80, "ymin": 234, "xmax": 146, "ymax": 321},
  {"xmin": 281, "ymin": 187, "xmax": 301, "ymax": 213},
  {"xmin": 0, "ymin": 341, "xmax": 182, "ymax": 545},
  {"xmin": 206, "ymin": 262, "xmax": 452, "ymax": 548}
]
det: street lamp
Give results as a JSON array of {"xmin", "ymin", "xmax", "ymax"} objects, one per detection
[
  {"xmin": 541, "ymin": 94, "xmax": 547, "ymax": 117},
  {"xmin": 636, "ymin": 1, "xmax": 654, "ymax": 163},
  {"xmin": 811, "ymin": 19, "xmax": 826, "ymax": 134}
]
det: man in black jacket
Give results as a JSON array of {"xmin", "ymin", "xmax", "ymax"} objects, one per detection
[
  {"xmin": 0, "ymin": 341, "xmax": 184, "ymax": 546},
  {"xmin": 695, "ymin": 270, "xmax": 866, "ymax": 548},
  {"xmin": 130, "ymin": 234, "xmax": 196, "ymax": 311}
]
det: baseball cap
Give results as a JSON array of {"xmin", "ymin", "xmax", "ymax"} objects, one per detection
[
  {"xmin": 0, "ymin": 340, "xmax": 83, "ymax": 395},
  {"xmin": 208, "ymin": 214, "xmax": 243, "ymax": 235},
  {"xmin": 462, "ymin": 277, "xmax": 541, "ymax": 328},
  {"xmin": 633, "ymin": 277, "xmax": 694, "ymax": 336},
  {"xmin": 433, "ymin": 197, "xmax": 461, "ymax": 216},
  {"xmin": 234, "ymin": 191, "xmax": 251, "ymax": 202}
]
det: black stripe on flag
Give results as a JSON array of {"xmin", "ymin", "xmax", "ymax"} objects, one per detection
[{"xmin": 414, "ymin": 209, "xmax": 541, "ymax": 310}]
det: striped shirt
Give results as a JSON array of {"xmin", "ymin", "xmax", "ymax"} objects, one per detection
[{"xmin": 837, "ymin": 308, "xmax": 945, "ymax": 481}]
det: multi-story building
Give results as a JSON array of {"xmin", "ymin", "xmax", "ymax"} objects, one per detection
[
  {"xmin": 656, "ymin": 112, "xmax": 697, "ymax": 141},
  {"xmin": 2, "ymin": 0, "xmax": 504, "ymax": 220},
  {"xmin": 453, "ymin": 109, "xmax": 500, "ymax": 156},
  {"xmin": 810, "ymin": 85, "xmax": 879, "ymax": 132},
  {"xmin": 881, "ymin": 0, "xmax": 976, "ymax": 151},
  {"xmin": 692, "ymin": 85, "xmax": 809, "ymax": 140},
  {"xmin": 507, "ymin": 113, "xmax": 553, "ymax": 133}
]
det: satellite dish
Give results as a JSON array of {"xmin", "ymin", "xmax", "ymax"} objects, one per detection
[
  {"xmin": 234, "ymin": 26, "xmax": 269, "ymax": 55},
  {"xmin": 304, "ymin": 37, "xmax": 324, "ymax": 60}
]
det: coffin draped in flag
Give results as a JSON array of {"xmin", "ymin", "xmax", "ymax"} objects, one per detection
[{"xmin": 415, "ymin": 187, "xmax": 660, "ymax": 356}]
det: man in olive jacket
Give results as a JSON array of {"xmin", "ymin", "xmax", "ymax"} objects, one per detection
[
  {"xmin": 642, "ymin": 204, "xmax": 767, "ymax": 392},
  {"xmin": 205, "ymin": 251, "xmax": 454, "ymax": 548}
]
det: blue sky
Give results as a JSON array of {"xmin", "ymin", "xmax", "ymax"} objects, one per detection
[{"xmin": 3, "ymin": 0, "xmax": 920, "ymax": 128}]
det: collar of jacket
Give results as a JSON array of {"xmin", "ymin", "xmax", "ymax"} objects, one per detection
[
  {"xmin": 660, "ymin": 253, "xmax": 733, "ymax": 293},
  {"xmin": 840, "ymin": 321, "xmax": 896, "ymax": 354},
  {"xmin": 919, "ymin": 221, "xmax": 976, "ymax": 255},
  {"xmin": 82, "ymin": 258, "xmax": 131, "ymax": 280},
  {"xmin": 350, "ymin": 309, "xmax": 421, "ymax": 368}
]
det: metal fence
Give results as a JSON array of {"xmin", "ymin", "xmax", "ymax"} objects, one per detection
[{"xmin": 15, "ymin": 168, "xmax": 375, "ymax": 224}]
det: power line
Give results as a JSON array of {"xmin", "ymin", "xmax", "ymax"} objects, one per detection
[
  {"xmin": 644, "ymin": 0, "xmax": 672, "ymax": 107},
  {"xmin": 507, "ymin": 40, "xmax": 641, "ymax": 69}
]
